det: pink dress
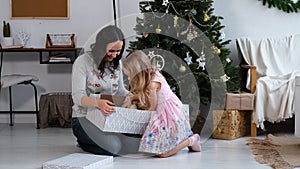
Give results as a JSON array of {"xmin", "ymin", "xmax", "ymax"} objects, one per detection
[{"xmin": 139, "ymin": 71, "xmax": 193, "ymax": 154}]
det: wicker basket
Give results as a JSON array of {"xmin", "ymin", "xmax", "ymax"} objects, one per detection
[{"xmin": 213, "ymin": 110, "xmax": 246, "ymax": 140}]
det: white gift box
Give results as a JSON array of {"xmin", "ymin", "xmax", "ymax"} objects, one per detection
[
  {"xmin": 42, "ymin": 153, "xmax": 113, "ymax": 169},
  {"xmin": 86, "ymin": 104, "xmax": 189, "ymax": 134},
  {"xmin": 86, "ymin": 107, "xmax": 153, "ymax": 134}
]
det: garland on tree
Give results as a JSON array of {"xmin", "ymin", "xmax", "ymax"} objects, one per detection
[{"xmin": 259, "ymin": 0, "xmax": 300, "ymax": 13}]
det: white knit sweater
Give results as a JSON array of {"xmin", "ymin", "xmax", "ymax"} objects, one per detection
[{"xmin": 71, "ymin": 53, "xmax": 128, "ymax": 117}]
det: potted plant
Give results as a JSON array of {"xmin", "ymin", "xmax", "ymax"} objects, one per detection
[{"xmin": 1, "ymin": 20, "xmax": 14, "ymax": 47}]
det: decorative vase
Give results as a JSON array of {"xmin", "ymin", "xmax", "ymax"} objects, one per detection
[{"xmin": 1, "ymin": 37, "xmax": 14, "ymax": 47}]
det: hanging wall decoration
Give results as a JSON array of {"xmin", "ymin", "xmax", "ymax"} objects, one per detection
[
  {"xmin": 258, "ymin": 0, "xmax": 300, "ymax": 13},
  {"xmin": 11, "ymin": 0, "xmax": 69, "ymax": 19}
]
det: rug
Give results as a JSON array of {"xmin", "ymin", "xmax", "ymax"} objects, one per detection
[{"xmin": 246, "ymin": 134, "xmax": 300, "ymax": 169}]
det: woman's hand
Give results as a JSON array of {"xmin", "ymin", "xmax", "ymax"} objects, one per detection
[{"xmin": 96, "ymin": 99, "xmax": 115, "ymax": 116}]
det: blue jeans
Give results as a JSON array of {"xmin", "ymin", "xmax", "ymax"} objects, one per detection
[{"xmin": 72, "ymin": 117, "xmax": 141, "ymax": 156}]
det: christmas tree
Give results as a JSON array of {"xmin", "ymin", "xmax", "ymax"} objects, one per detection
[{"xmin": 128, "ymin": 0, "xmax": 240, "ymax": 133}]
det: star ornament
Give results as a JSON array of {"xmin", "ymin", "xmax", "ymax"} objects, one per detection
[
  {"xmin": 162, "ymin": 0, "xmax": 169, "ymax": 6},
  {"xmin": 184, "ymin": 52, "xmax": 193, "ymax": 65},
  {"xmin": 148, "ymin": 51, "xmax": 155, "ymax": 59}
]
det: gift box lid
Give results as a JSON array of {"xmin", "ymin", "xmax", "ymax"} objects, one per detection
[
  {"xmin": 42, "ymin": 153, "xmax": 113, "ymax": 169},
  {"xmin": 100, "ymin": 94, "xmax": 126, "ymax": 107},
  {"xmin": 225, "ymin": 93, "xmax": 254, "ymax": 110}
]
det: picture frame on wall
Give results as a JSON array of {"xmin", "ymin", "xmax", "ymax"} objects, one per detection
[{"xmin": 10, "ymin": 0, "xmax": 69, "ymax": 19}]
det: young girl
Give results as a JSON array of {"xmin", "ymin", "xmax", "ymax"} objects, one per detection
[{"xmin": 122, "ymin": 50, "xmax": 201, "ymax": 158}]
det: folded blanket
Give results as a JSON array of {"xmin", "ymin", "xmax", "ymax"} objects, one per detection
[
  {"xmin": 255, "ymin": 70, "xmax": 300, "ymax": 128},
  {"xmin": 237, "ymin": 35, "xmax": 300, "ymax": 128}
]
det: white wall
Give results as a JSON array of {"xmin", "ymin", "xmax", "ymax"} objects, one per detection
[
  {"xmin": 0, "ymin": 0, "xmax": 115, "ymax": 123},
  {"xmin": 213, "ymin": 0, "xmax": 300, "ymax": 60},
  {"xmin": 1, "ymin": 0, "xmax": 300, "ymax": 123},
  {"xmin": 1, "ymin": 0, "xmax": 115, "ymax": 47}
]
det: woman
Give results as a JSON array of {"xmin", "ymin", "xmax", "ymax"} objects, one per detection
[{"xmin": 71, "ymin": 25, "xmax": 140, "ymax": 156}]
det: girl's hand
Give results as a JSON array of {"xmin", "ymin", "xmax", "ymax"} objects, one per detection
[
  {"xmin": 96, "ymin": 99, "xmax": 115, "ymax": 116},
  {"xmin": 122, "ymin": 98, "xmax": 132, "ymax": 108}
]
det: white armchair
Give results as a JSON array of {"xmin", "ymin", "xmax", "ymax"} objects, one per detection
[
  {"xmin": 237, "ymin": 35, "xmax": 300, "ymax": 136},
  {"xmin": 295, "ymin": 76, "xmax": 300, "ymax": 137}
]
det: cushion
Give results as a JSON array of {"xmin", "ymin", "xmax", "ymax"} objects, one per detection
[{"xmin": 1, "ymin": 74, "xmax": 39, "ymax": 88}]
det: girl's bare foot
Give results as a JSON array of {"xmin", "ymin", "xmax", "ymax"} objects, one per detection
[{"xmin": 188, "ymin": 134, "xmax": 201, "ymax": 152}]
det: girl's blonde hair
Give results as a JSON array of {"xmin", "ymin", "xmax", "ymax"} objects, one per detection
[{"xmin": 122, "ymin": 50, "xmax": 156, "ymax": 110}]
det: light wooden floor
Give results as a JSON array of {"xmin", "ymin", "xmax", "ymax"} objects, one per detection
[{"xmin": 0, "ymin": 123, "xmax": 297, "ymax": 169}]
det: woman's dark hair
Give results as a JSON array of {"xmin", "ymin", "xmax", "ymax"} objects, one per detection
[{"xmin": 90, "ymin": 25, "xmax": 125, "ymax": 77}]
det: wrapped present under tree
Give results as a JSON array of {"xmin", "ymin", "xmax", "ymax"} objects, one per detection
[{"xmin": 213, "ymin": 110, "xmax": 247, "ymax": 140}]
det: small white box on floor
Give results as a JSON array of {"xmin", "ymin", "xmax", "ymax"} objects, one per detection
[
  {"xmin": 42, "ymin": 153, "xmax": 113, "ymax": 169},
  {"xmin": 295, "ymin": 76, "xmax": 300, "ymax": 137}
]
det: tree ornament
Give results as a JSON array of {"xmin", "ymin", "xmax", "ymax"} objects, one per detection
[
  {"xmin": 220, "ymin": 31, "xmax": 226, "ymax": 40},
  {"xmin": 220, "ymin": 74, "xmax": 230, "ymax": 82},
  {"xmin": 174, "ymin": 15, "xmax": 178, "ymax": 27},
  {"xmin": 179, "ymin": 64, "xmax": 186, "ymax": 72},
  {"xmin": 148, "ymin": 51, "xmax": 155, "ymax": 59},
  {"xmin": 155, "ymin": 24, "xmax": 161, "ymax": 34},
  {"xmin": 187, "ymin": 31, "xmax": 194, "ymax": 41},
  {"xmin": 191, "ymin": 9, "xmax": 197, "ymax": 15},
  {"xmin": 216, "ymin": 48, "xmax": 221, "ymax": 55},
  {"xmin": 184, "ymin": 51, "xmax": 193, "ymax": 65},
  {"xmin": 171, "ymin": 86, "xmax": 176, "ymax": 93},
  {"xmin": 196, "ymin": 60, "xmax": 206, "ymax": 70},
  {"xmin": 213, "ymin": 46, "xmax": 221, "ymax": 55},
  {"xmin": 143, "ymin": 33, "xmax": 149, "ymax": 38},
  {"xmin": 196, "ymin": 49, "xmax": 206, "ymax": 70},
  {"xmin": 181, "ymin": 19, "xmax": 198, "ymax": 42},
  {"xmin": 226, "ymin": 58, "xmax": 231, "ymax": 63},
  {"xmin": 203, "ymin": 11, "xmax": 210, "ymax": 22},
  {"xmin": 187, "ymin": 30, "xmax": 198, "ymax": 42},
  {"xmin": 148, "ymin": 51, "xmax": 165, "ymax": 71},
  {"xmin": 162, "ymin": 0, "xmax": 169, "ymax": 6},
  {"xmin": 174, "ymin": 15, "xmax": 179, "ymax": 37}
]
